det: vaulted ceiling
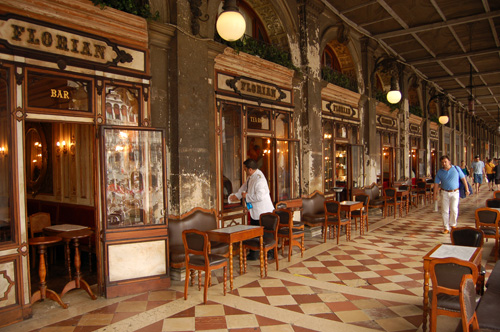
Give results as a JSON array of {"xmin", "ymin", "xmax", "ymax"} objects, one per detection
[{"xmin": 322, "ymin": 0, "xmax": 500, "ymax": 129}]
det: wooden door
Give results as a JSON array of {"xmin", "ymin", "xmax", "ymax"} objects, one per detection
[{"xmin": 100, "ymin": 127, "xmax": 169, "ymax": 298}]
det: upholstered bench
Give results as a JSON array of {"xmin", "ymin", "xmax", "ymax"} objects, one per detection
[
  {"xmin": 363, "ymin": 183, "xmax": 385, "ymax": 215},
  {"xmin": 168, "ymin": 207, "xmax": 229, "ymax": 270},
  {"xmin": 301, "ymin": 191, "xmax": 325, "ymax": 228}
]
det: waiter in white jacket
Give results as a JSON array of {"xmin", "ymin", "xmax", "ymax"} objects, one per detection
[{"xmin": 229, "ymin": 158, "xmax": 274, "ymax": 259}]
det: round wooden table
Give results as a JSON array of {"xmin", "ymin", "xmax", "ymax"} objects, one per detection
[
  {"xmin": 60, "ymin": 229, "xmax": 97, "ymax": 300},
  {"xmin": 28, "ymin": 236, "xmax": 68, "ymax": 309}
]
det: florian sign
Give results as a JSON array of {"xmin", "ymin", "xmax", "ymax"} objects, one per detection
[
  {"xmin": 0, "ymin": 16, "xmax": 133, "ymax": 67},
  {"xmin": 323, "ymin": 101, "xmax": 358, "ymax": 120},
  {"xmin": 225, "ymin": 76, "xmax": 286, "ymax": 103}
]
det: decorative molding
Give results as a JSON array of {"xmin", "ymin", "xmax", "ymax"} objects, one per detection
[
  {"xmin": 14, "ymin": 107, "xmax": 25, "ymax": 122},
  {"xmin": 0, "ymin": 269, "xmax": 15, "ymax": 302},
  {"xmin": 188, "ymin": 0, "xmax": 209, "ymax": 37}
]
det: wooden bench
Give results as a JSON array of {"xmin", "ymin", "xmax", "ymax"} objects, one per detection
[
  {"xmin": 301, "ymin": 191, "xmax": 325, "ymax": 228},
  {"xmin": 168, "ymin": 207, "xmax": 229, "ymax": 270}
]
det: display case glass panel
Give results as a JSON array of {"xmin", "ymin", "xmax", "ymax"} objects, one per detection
[
  {"xmin": 103, "ymin": 128, "xmax": 165, "ymax": 228},
  {"xmin": 351, "ymin": 145, "xmax": 364, "ymax": 189},
  {"xmin": 323, "ymin": 122, "xmax": 334, "ymax": 193},
  {"xmin": 0, "ymin": 68, "xmax": 12, "ymax": 242},
  {"xmin": 275, "ymin": 113, "xmax": 290, "ymax": 139},
  {"xmin": 222, "ymin": 103, "xmax": 242, "ymax": 208},
  {"xmin": 105, "ymin": 85, "xmax": 140, "ymax": 126}
]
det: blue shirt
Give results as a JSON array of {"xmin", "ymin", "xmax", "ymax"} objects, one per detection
[{"xmin": 435, "ymin": 166, "xmax": 464, "ymax": 191}]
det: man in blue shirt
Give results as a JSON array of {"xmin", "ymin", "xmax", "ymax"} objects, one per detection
[{"xmin": 434, "ymin": 155, "xmax": 470, "ymax": 234}]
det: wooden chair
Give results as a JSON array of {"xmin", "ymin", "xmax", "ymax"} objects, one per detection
[
  {"xmin": 324, "ymin": 200, "xmax": 350, "ymax": 244},
  {"xmin": 301, "ymin": 191, "xmax": 325, "ymax": 230},
  {"xmin": 494, "ymin": 190, "xmax": 500, "ymax": 199},
  {"xmin": 459, "ymin": 274, "xmax": 480, "ymax": 332},
  {"xmin": 415, "ymin": 181, "xmax": 430, "ymax": 205},
  {"xmin": 274, "ymin": 208, "xmax": 304, "ymax": 261},
  {"xmin": 383, "ymin": 188, "xmax": 404, "ymax": 219},
  {"xmin": 399, "ymin": 185, "xmax": 417, "ymax": 210},
  {"xmin": 242, "ymin": 212, "xmax": 279, "ymax": 276},
  {"xmin": 428, "ymin": 257, "xmax": 479, "ymax": 332},
  {"xmin": 29, "ymin": 212, "xmax": 53, "ymax": 268},
  {"xmin": 450, "ymin": 227, "xmax": 486, "ymax": 295},
  {"xmin": 351, "ymin": 194, "xmax": 369, "ymax": 233},
  {"xmin": 475, "ymin": 207, "xmax": 500, "ymax": 261},
  {"xmin": 485, "ymin": 198, "xmax": 500, "ymax": 208},
  {"xmin": 182, "ymin": 229, "xmax": 227, "ymax": 304}
]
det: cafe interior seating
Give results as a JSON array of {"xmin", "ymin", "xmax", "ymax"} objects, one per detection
[
  {"xmin": 475, "ymin": 207, "xmax": 500, "ymax": 261},
  {"xmin": 398, "ymin": 185, "xmax": 417, "ymax": 210},
  {"xmin": 274, "ymin": 208, "xmax": 304, "ymax": 261},
  {"xmin": 383, "ymin": 188, "xmax": 405, "ymax": 219},
  {"xmin": 428, "ymin": 257, "xmax": 479, "ymax": 332},
  {"xmin": 494, "ymin": 190, "xmax": 500, "ymax": 199},
  {"xmin": 415, "ymin": 181, "xmax": 431, "ymax": 205},
  {"xmin": 450, "ymin": 227, "xmax": 486, "ymax": 295},
  {"xmin": 300, "ymin": 191, "xmax": 325, "ymax": 229},
  {"xmin": 324, "ymin": 200, "xmax": 350, "ymax": 244},
  {"xmin": 459, "ymin": 274, "xmax": 480, "ymax": 332},
  {"xmin": 242, "ymin": 212, "xmax": 279, "ymax": 276},
  {"xmin": 182, "ymin": 229, "xmax": 227, "ymax": 304},
  {"xmin": 351, "ymin": 194, "xmax": 369, "ymax": 233}
]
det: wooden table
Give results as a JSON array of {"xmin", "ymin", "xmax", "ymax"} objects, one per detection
[
  {"xmin": 29, "ymin": 236, "xmax": 68, "ymax": 309},
  {"xmin": 340, "ymin": 201, "xmax": 364, "ymax": 236},
  {"xmin": 44, "ymin": 224, "xmax": 89, "ymax": 278},
  {"xmin": 207, "ymin": 225, "xmax": 264, "ymax": 290},
  {"xmin": 60, "ymin": 229, "xmax": 97, "ymax": 300},
  {"xmin": 421, "ymin": 243, "xmax": 482, "ymax": 332}
]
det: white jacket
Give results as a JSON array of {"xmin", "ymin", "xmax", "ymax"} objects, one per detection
[{"xmin": 233, "ymin": 169, "xmax": 274, "ymax": 220}]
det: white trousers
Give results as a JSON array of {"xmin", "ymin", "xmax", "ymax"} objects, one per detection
[{"xmin": 441, "ymin": 190, "xmax": 460, "ymax": 230}]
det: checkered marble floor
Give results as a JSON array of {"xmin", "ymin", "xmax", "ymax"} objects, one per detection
[{"xmin": 6, "ymin": 188, "xmax": 498, "ymax": 332}]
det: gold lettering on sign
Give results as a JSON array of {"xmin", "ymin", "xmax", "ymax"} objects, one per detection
[
  {"xmin": 250, "ymin": 116, "xmax": 263, "ymax": 123},
  {"xmin": 51, "ymin": 89, "xmax": 70, "ymax": 99},
  {"xmin": 2, "ymin": 19, "xmax": 118, "ymax": 65}
]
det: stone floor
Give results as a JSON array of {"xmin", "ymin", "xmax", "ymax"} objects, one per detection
[{"xmin": 4, "ymin": 187, "xmax": 498, "ymax": 332}]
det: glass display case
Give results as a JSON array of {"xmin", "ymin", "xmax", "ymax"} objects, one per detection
[{"xmin": 102, "ymin": 127, "xmax": 166, "ymax": 228}]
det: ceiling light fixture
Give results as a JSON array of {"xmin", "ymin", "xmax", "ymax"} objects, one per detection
[
  {"xmin": 387, "ymin": 76, "xmax": 402, "ymax": 104},
  {"xmin": 216, "ymin": 0, "xmax": 246, "ymax": 41}
]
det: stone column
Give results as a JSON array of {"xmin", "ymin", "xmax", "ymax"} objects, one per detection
[{"xmin": 296, "ymin": 0, "xmax": 325, "ymax": 195}]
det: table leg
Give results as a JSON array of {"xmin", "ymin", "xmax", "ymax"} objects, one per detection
[
  {"xmin": 229, "ymin": 243, "xmax": 234, "ymax": 290},
  {"xmin": 360, "ymin": 209, "xmax": 364, "ymax": 235},
  {"xmin": 259, "ymin": 235, "xmax": 264, "ymax": 278},
  {"xmin": 422, "ymin": 262, "xmax": 430, "ymax": 332},
  {"xmin": 239, "ymin": 241, "xmax": 244, "ymax": 275},
  {"xmin": 32, "ymin": 244, "xmax": 68, "ymax": 309},
  {"xmin": 60, "ymin": 239, "xmax": 96, "ymax": 300},
  {"xmin": 65, "ymin": 239, "xmax": 71, "ymax": 279}
]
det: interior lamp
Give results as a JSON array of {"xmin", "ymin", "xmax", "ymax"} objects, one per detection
[
  {"xmin": 438, "ymin": 115, "xmax": 449, "ymax": 125},
  {"xmin": 386, "ymin": 76, "xmax": 401, "ymax": 104},
  {"xmin": 216, "ymin": 0, "xmax": 246, "ymax": 41}
]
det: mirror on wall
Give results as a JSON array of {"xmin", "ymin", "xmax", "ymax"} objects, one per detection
[{"xmin": 25, "ymin": 123, "xmax": 48, "ymax": 196}]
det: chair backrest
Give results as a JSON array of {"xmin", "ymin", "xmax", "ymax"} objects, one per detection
[
  {"xmin": 430, "ymin": 257, "xmax": 478, "ymax": 294},
  {"xmin": 274, "ymin": 208, "xmax": 292, "ymax": 226},
  {"xmin": 450, "ymin": 227, "xmax": 485, "ymax": 247},
  {"xmin": 182, "ymin": 229, "xmax": 209, "ymax": 261},
  {"xmin": 302, "ymin": 191, "xmax": 325, "ymax": 215},
  {"xmin": 29, "ymin": 212, "xmax": 51, "ymax": 238},
  {"xmin": 324, "ymin": 200, "xmax": 340, "ymax": 215},
  {"xmin": 398, "ymin": 185, "xmax": 409, "ymax": 190},
  {"xmin": 384, "ymin": 188, "xmax": 396, "ymax": 198},
  {"xmin": 494, "ymin": 190, "xmax": 500, "ymax": 199},
  {"xmin": 475, "ymin": 208, "xmax": 500, "ymax": 227},
  {"xmin": 459, "ymin": 274, "xmax": 478, "ymax": 330},
  {"xmin": 354, "ymin": 194, "xmax": 369, "ymax": 207},
  {"xmin": 260, "ymin": 212, "xmax": 279, "ymax": 238},
  {"xmin": 485, "ymin": 198, "xmax": 500, "ymax": 208},
  {"xmin": 417, "ymin": 181, "xmax": 426, "ymax": 189}
]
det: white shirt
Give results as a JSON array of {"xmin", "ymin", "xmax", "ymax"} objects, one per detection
[{"xmin": 232, "ymin": 169, "xmax": 274, "ymax": 220}]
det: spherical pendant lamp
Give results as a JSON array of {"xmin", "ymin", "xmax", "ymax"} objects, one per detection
[
  {"xmin": 216, "ymin": 0, "xmax": 246, "ymax": 41},
  {"xmin": 386, "ymin": 76, "xmax": 401, "ymax": 104}
]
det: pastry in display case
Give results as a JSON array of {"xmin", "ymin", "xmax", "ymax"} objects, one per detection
[{"xmin": 103, "ymin": 128, "xmax": 166, "ymax": 228}]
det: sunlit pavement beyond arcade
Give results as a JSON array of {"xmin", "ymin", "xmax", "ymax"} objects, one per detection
[{"xmin": 6, "ymin": 188, "xmax": 497, "ymax": 332}]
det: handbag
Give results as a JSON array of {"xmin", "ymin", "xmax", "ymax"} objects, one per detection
[{"xmin": 455, "ymin": 166, "xmax": 473, "ymax": 198}]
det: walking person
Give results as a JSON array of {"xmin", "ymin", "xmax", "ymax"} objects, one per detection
[
  {"xmin": 433, "ymin": 155, "xmax": 470, "ymax": 234},
  {"xmin": 494, "ymin": 158, "xmax": 500, "ymax": 191},
  {"xmin": 485, "ymin": 158, "xmax": 496, "ymax": 191},
  {"xmin": 229, "ymin": 158, "xmax": 274, "ymax": 260},
  {"xmin": 470, "ymin": 155, "xmax": 486, "ymax": 193},
  {"xmin": 460, "ymin": 160, "xmax": 469, "ymax": 178}
]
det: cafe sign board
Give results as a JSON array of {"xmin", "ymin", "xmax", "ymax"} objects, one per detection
[
  {"xmin": 322, "ymin": 100, "xmax": 359, "ymax": 120},
  {"xmin": 0, "ymin": 16, "xmax": 138, "ymax": 69},
  {"xmin": 219, "ymin": 73, "xmax": 290, "ymax": 104}
]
